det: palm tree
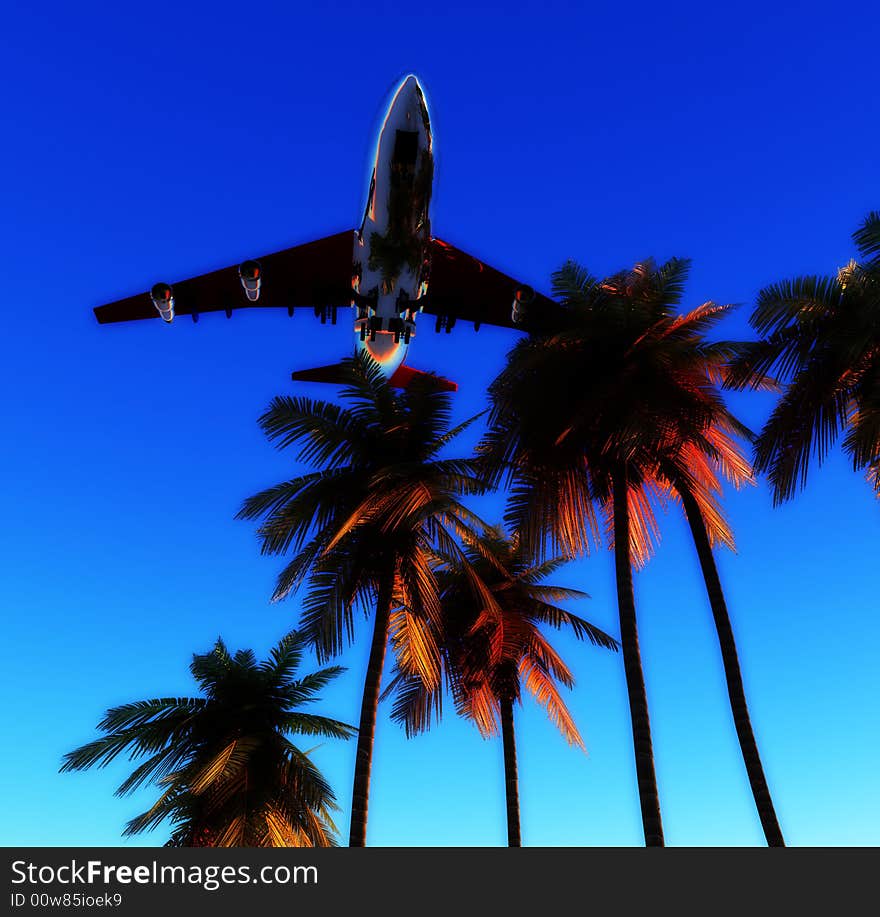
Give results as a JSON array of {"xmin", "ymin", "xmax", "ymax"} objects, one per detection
[
  {"xmin": 61, "ymin": 631, "xmax": 354, "ymax": 846},
  {"xmin": 480, "ymin": 258, "xmax": 783, "ymax": 846},
  {"xmin": 727, "ymin": 210, "xmax": 880, "ymax": 501},
  {"xmin": 237, "ymin": 354, "xmax": 487, "ymax": 846},
  {"xmin": 610, "ymin": 294, "xmax": 787, "ymax": 846},
  {"xmin": 387, "ymin": 530, "xmax": 618, "ymax": 845},
  {"xmin": 658, "ymin": 433, "xmax": 786, "ymax": 845}
]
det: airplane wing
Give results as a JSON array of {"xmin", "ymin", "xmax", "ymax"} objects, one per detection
[
  {"xmin": 93, "ymin": 231, "xmax": 562, "ymax": 333},
  {"xmin": 93, "ymin": 230, "xmax": 357, "ymax": 324},
  {"xmin": 420, "ymin": 238, "xmax": 564, "ymax": 332}
]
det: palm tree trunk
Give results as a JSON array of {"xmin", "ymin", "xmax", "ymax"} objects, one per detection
[
  {"xmin": 612, "ymin": 465, "xmax": 665, "ymax": 846},
  {"xmin": 348, "ymin": 565, "xmax": 396, "ymax": 847},
  {"xmin": 678, "ymin": 485, "xmax": 785, "ymax": 846},
  {"xmin": 499, "ymin": 695, "xmax": 522, "ymax": 847}
]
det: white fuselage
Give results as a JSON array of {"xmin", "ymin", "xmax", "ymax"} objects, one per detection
[{"xmin": 352, "ymin": 75, "xmax": 434, "ymax": 376}]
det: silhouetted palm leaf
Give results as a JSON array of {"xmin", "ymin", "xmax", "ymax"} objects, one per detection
[{"xmin": 728, "ymin": 213, "xmax": 880, "ymax": 502}]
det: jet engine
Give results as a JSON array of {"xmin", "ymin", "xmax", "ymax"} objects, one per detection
[
  {"xmin": 511, "ymin": 285, "xmax": 534, "ymax": 324},
  {"xmin": 238, "ymin": 260, "xmax": 262, "ymax": 301},
  {"xmin": 150, "ymin": 283, "xmax": 174, "ymax": 323}
]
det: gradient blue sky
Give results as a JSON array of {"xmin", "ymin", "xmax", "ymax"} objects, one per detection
[{"xmin": 1, "ymin": 1, "xmax": 878, "ymax": 847}]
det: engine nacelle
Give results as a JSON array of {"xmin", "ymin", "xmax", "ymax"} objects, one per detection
[
  {"xmin": 511, "ymin": 285, "xmax": 534, "ymax": 324},
  {"xmin": 238, "ymin": 260, "xmax": 262, "ymax": 301},
  {"xmin": 150, "ymin": 282, "xmax": 174, "ymax": 323}
]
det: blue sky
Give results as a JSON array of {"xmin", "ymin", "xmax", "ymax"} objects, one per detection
[{"xmin": 1, "ymin": 0, "xmax": 878, "ymax": 846}]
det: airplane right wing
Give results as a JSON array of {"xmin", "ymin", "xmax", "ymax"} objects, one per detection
[
  {"xmin": 419, "ymin": 238, "xmax": 564, "ymax": 332},
  {"xmin": 93, "ymin": 230, "xmax": 357, "ymax": 325}
]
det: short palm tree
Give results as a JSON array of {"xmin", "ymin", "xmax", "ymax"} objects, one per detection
[
  {"xmin": 237, "ymin": 354, "xmax": 487, "ymax": 846},
  {"xmin": 481, "ymin": 258, "xmax": 784, "ymax": 846},
  {"xmin": 388, "ymin": 530, "xmax": 618, "ymax": 845},
  {"xmin": 728, "ymin": 210, "xmax": 880, "ymax": 501},
  {"xmin": 61, "ymin": 631, "xmax": 354, "ymax": 846}
]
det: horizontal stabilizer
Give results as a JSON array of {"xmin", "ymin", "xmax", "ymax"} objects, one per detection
[
  {"xmin": 291, "ymin": 362, "xmax": 457, "ymax": 392},
  {"xmin": 388, "ymin": 364, "xmax": 457, "ymax": 392},
  {"xmin": 290, "ymin": 364, "xmax": 351, "ymax": 385}
]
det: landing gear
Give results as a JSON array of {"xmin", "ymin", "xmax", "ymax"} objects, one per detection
[
  {"xmin": 315, "ymin": 305, "xmax": 339, "ymax": 325},
  {"xmin": 364, "ymin": 315, "xmax": 382, "ymax": 342},
  {"xmin": 386, "ymin": 316, "xmax": 414, "ymax": 346}
]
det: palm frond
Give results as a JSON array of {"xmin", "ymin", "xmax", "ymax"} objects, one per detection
[
  {"xmin": 853, "ymin": 210, "xmax": 880, "ymax": 265},
  {"xmin": 518, "ymin": 655, "xmax": 585, "ymax": 750},
  {"xmin": 282, "ymin": 713, "xmax": 356, "ymax": 740},
  {"xmin": 257, "ymin": 395, "xmax": 370, "ymax": 466}
]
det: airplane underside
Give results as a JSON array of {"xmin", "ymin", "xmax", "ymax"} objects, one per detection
[{"xmin": 92, "ymin": 75, "xmax": 562, "ymax": 390}]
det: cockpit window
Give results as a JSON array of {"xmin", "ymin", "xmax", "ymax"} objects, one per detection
[
  {"xmin": 393, "ymin": 130, "xmax": 419, "ymax": 166},
  {"xmin": 391, "ymin": 131, "xmax": 419, "ymax": 188}
]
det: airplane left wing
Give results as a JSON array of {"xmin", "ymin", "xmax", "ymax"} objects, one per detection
[
  {"xmin": 419, "ymin": 238, "xmax": 564, "ymax": 333},
  {"xmin": 93, "ymin": 230, "xmax": 357, "ymax": 324}
]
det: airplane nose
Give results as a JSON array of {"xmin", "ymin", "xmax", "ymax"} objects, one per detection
[
  {"xmin": 395, "ymin": 74, "xmax": 425, "ymax": 110},
  {"xmin": 391, "ymin": 75, "xmax": 429, "ymax": 135}
]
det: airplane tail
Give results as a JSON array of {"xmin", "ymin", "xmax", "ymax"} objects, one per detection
[{"xmin": 291, "ymin": 362, "xmax": 457, "ymax": 392}]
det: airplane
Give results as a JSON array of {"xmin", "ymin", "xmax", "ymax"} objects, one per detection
[{"xmin": 93, "ymin": 74, "xmax": 561, "ymax": 391}]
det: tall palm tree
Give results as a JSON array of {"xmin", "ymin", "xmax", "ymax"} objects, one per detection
[
  {"xmin": 727, "ymin": 210, "xmax": 880, "ymax": 501},
  {"xmin": 480, "ymin": 258, "xmax": 782, "ymax": 846},
  {"xmin": 61, "ymin": 631, "xmax": 354, "ymax": 846},
  {"xmin": 611, "ymin": 290, "xmax": 787, "ymax": 846},
  {"xmin": 237, "ymin": 354, "xmax": 487, "ymax": 846},
  {"xmin": 388, "ymin": 530, "xmax": 618, "ymax": 845},
  {"xmin": 659, "ymin": 434, "xmax": 786, "ymax": 845}
]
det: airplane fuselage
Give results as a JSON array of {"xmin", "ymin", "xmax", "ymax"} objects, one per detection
[{"xmin": 352, "ymin": 76, "xmax": 433, "ymax": 377}]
